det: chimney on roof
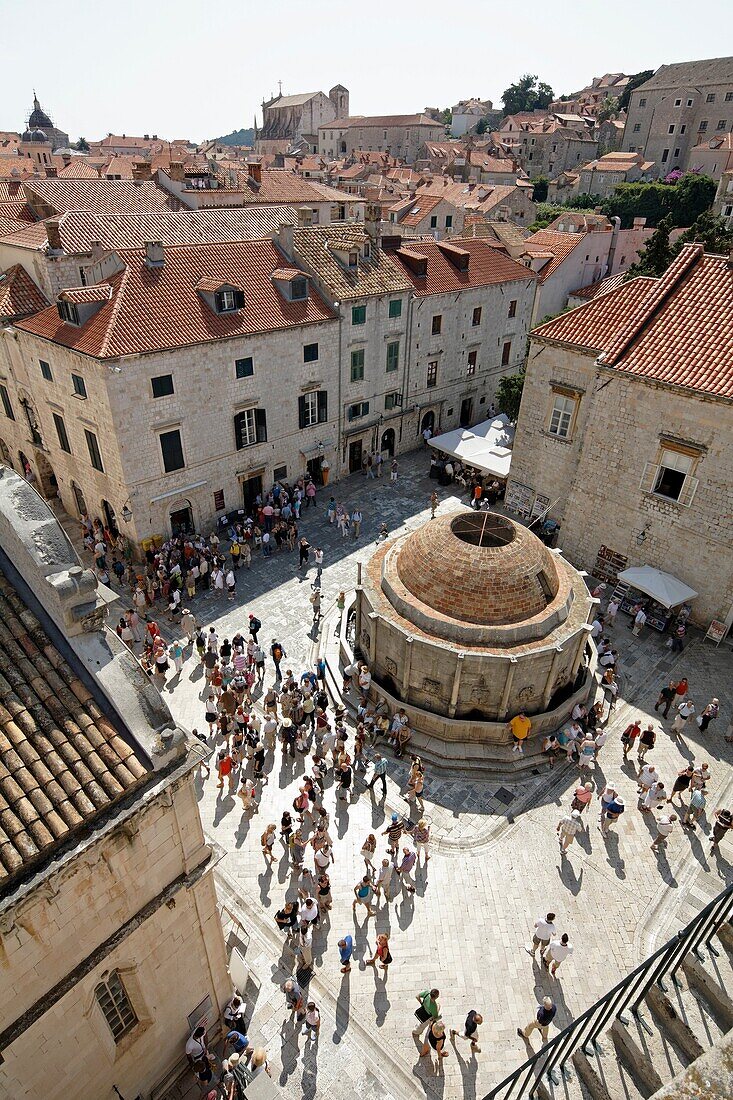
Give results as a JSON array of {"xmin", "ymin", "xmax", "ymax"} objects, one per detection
[
  {"xmin": 145, "ymin": 240, "xmax": 165, "ymax": 268},
  {"xmin": 438, "ymin": 241, "xmax": 470, "ymax": 271},
  {"xmin": 167, "ymin": 162, "xmax": 185, "ymax": 182},
  {"xmin": 45, "ymin": 166, "xmax": 58, "ymax": 178},
  {"xmin": 277, "ymin": 223, "xmax": 295, "ymax": 259},
  {"xmin": 248, "ymin": 162, "xmax": 262, "ymax": 186},
  {"xmin": 90, "ymin": 240, "xmax": 105, "ymax": 263},
  {"xmin": 633, "ymin": 216, "xmax": 646, "ymax": 229},
  {"xmin": 45, "ymin": 220, "xmax": 63, "ymax": 253},
  {"xmin": 132, "ymin": 161, "xmax": 152, "ymax": 181}
]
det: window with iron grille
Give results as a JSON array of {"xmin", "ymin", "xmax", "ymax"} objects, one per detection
[
  {"xmin": 95, "ymin": 971, "xmax": 137, "ymax": 1042},
  {"xmin": 235, "ymin": 357, "xmax": 254, "ymax": 379}
]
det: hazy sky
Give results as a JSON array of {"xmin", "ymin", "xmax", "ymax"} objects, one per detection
[{"xmin": 3, "ymin": 0, "xmax": 730, "ymax": 142}]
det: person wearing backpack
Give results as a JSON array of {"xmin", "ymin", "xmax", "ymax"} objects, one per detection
[{"xmin": 270, "ymin": 639, "xmax": 286, "ymax": 681}]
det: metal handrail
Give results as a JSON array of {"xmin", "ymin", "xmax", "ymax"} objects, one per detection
[{"xmin": 483, "ymin": 883, "xmax": 733, "ymax": 1100}]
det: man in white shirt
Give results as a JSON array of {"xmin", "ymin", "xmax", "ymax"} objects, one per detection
[
  {"xmin": 543, "ymin": 934, "xmax": 573, "ymax": 976},
  {"xmin": 651, "ymin": 814, "xmax": 677, "ymax": 851},
  {"xmin": 632, "ymin": 607, "xmax": 647, "ymax": 636},
  {"xmin": 525, "ymin": 912, "xmax": 557, "ymax": 957},
  {"xmin": 672, "ymin": 698, "xmax": 696, "ymax": 735},
  {"xmin": 590, "ymin": 619, "xmax": 604, "ymax": 641}
]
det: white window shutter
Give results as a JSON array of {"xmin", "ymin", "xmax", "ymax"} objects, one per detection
[
  {"xmin": 639, "ymin": 463, "xmax": 658, "ymax": 493},
  {"xmin": 679, "ymin": 474, "xmax": 699, "ymax": 507}
]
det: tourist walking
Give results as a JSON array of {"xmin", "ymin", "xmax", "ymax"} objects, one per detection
[
  {"xmin": 338, "ymin": 935, "xmax": 353, "ymax": 974},
  {"xmin": 353, "ymin": 875, "xmax": 376, "ymax": 917},
  {"xmin": 430, "ymin": 492, "xmax": 439, "ymax": 519},
  {"xmin": 671, "ymin": 697, "xmax": 696, "ymax": 738},
  {"xmin": 525, "ymin": 913, "xmax": 556, "ymax": 958},
  {"xmin": 668, "ymin": 765, "xmax": 694, "ymax": 806},
  {"xmin": 654, "ymin": 681, "xmax": 678, "ymax": 718},
  {"xmin": 518, "ymin": 997, "xmax": 556, "ymax": 1045},
  {"xmin": 413, "ymin": 988, "xmax": 441, "ymax": 1036},
  {"xmin": 450, "ymin": 1010, "xmax": 483, "ymax": 1055},
  {"xmin": 367, "ymin": 752, "xmax": 388, "ymax": 797},
  {"xmin": 651, "ymin": 814, "xmax": 677, "ymax": 852},
  {"xmin": 509, "ymin": 712, "xmax": 531, "ymax": 755},
  {"xmin": 366, "ymin": 933, "xmax": 392, "ymax": 974},
  {"xmin": 699, "ymin": 698, "xmax": 719, "ymax": 733},
  {"xmin": 557, "ymin": 809, "xmax": 583, "ymax": 851},
  {"xmin": 420, "ymin": 1021, "xmax": 448, "ymax": 1062},
  {"xmin": 710, "ymin": 807, "xmax": 733, "ymax": 855},
  {"xmin": 543, "ymin": 934, "xmax": 573, "ymax": 976}
]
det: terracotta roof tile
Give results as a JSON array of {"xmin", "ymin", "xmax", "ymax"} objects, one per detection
[
  {"xmin": 0, "ymin": 264, "xmax": 48, "ymax": 321},
  {"xmin": 532, "ymin": 245, "xmax": 733, "ymax": 397},
  {"xmin": 57, "ymin": 160, "xmax": 101, "ymax": 179},
  {"xmin": 23, "ymin": 178, "xmax": 178, "ymax": 216},
  {"xmin": 16, "ymin": 238, "xmax": 336, "ymax": 359},
  {"xmin": 58, "ymin": 283, "xmax": 113, "ymax": 303},
  {"xmin": 523, "ymin": 229, "xmax": 587, "ymax": 282},
  {"xmin": 292, "ymin": 225, "xmax": 412, "ymax": 301},
  {"xmin": 569, "ymin": 271, "xmax": 627, "ymax": 301},
  {"xmin": 388, "ymin": 237, "xmax": 536, "ymax": 296},
  {"xmin": 0, "ymin": 569, "xmax": 148, "ymax": 886}
]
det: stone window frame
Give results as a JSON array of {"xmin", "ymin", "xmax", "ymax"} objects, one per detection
[
  {"xmin": 546, "ymin": 384, "xmax": 581, "ymax": 441},
  {"xmin": 85, "ymin": 963, "xmax": 153, "ymax": 1062},
  {"xmin": 639, "ymin": 438, "xmax": 701, "ymax": 507}
]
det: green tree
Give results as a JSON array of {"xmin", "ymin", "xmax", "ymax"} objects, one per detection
[
  {"xmin": 501, "ymin": 74, "xmax": 554, "ymax": 116},
  {"xmin": 673, "ymin": 173, "xmax": 717, "ymax": 226},
  {"xmin": 531, "ymin": 176, "xmax": 549, "ymax": 203},
  {"xmin": 495, "ymin": 367, "xmax": 526, "ymax": 422},
  {"xmin": 618, "ymin": 70, "xmax": 655, "ymax": 113},
  {"xmin": 675, "ymin": 210, "xmax": 733, "ymax": 254},
  {"xmin": 439, "ymin": 108, "xmax": 452, "ymax": 127},
  {"xmin": 596, "ymin": 96, "xmax": 620, "ymax": 122},
  {"xmin": 625, "ymin": 216, "xmax": 674, "ymax": 276},
  {"xmin": 75, "ymin": 137, "xmax": 90, "ymax": 152},
  {"xmin": 475, "ymin": 117, "xmax": 489, "ymax": 135}
]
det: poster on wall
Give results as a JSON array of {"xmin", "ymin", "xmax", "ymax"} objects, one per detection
[
  {"xmin": 593, "ymin": 545, "xmax": 629, "ymax": 585},
  {"xmin": 187, "ymin": 994, "xmax": 214, "ymax": 1034},
  {"xmin": 530, "ymin": 493, "xmax": 550, "ymax": 521},
  {"xmin": 705, "ymin": 620, "xmax": 727, "ymax": 646},
  {"xmin": 505, "ymin": 481, "xmax": 535, "ymax": 518}
]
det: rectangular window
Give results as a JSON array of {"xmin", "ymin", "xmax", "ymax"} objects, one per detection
[
  {"xmin": 151, "ymin": 374, "xmax": 174, "ymax": 398},
  {"xmin": 674, "ymin": 99, "xmax": 682, "ymax": 107},
  {"xmin": 472, "ymin": 306, "xmax": 482, "ymax": 326},
  {"xmin": 234, "ymin": 408, "xmax": 267, "ymax": 449},
  {"xmin": 351, "ymin": 304, "xmax": 366, "ymax": 325},
  {"xmin": 95, "ymin": 972, "xmax": 137, "ymax": 1043},
  {"xmin": 687, "ymin": 99, "xmax": 694, "ymax": 107},
  {"xmin": 633, "ymin": 123, "xmax": 641, "ymax": 132},
  {"xmin": 53, "ymin": 413, "xmax": 71, "ymax": 453},
  {"xmin": 386, "ymin": 342, "xmax": 399, "ymax": 372},
  {"xmin": 445, "ymin": 214, "xmax": 453, "ymax": 228},
  {"xmin": 429, "ymin": 215, "xmax": 438, "ymax": 228},
  {"xmin": 667, "ymin": 124, "xmax": 675, "ymax": 134},
  {"xmin": 78, "ymin": 267, "xmax": 87, "ymax": 286},
  {"xmin": 350, "ymin": 348, "xmax": 365, "ymax": 382},
  {"xmin": 680, "ymin": 124, "xmax": 686, "ymax": 134},
  {"xmin": 0, "ymin": 384, "xmax": 15, "ymax": 421},
  {"xmin": 640, "ymin": 447, "xmax": 699, "ymax": 504},
  {"xmin": 298, "ymin": 390, "xmax": 327, "ymax": 429},
  {"xmin": 388, "ymin": 299, "xmax": 402, "ymax": 319},
  {"xmin": 639, "ymin": 98, "xmax": 647, "ymax": 107},
  {"xmin": 273, "ymin": 465, "xmax": 287, "ymax": 482},
  {"xmin": 216, "ymin": 288, "xmax": 242, "ymax": 312},
  {"xmin": 40, "ymin": 360, "xmax": 53, "ymax": 382},
  {"xmin": 508, "ymin": 300, "xmax": 517, "ymax": 318},
  {"xmin": 706, "ymin": 93, "xmax": 716, "ymax": 103},
  {"xmin": 661, "ymin": 149, "xmax": 669, "ymax": 163},
  {"xmin": 71, "ymin": 373, "xmax": 87, "ymax": 399},
  {"xmin": 548, "ymin": 393, "xmax": 575, "ymax": 438},
  {"xmin": 85, "ymin": 429, "xmax": 104, "ymax": 471},
  {"xmin": 427, "ymin": 361, "xmax": 438, "ymax": 388},
  {"xmin": 501, "ymin": 341, "xmax": 512, "ymax": 366},
  {"xmin": 347, "ymin": 401, "xmax": 369, "ymax": 420},
  {"xmin": 159, "ymin": 428, "xmax": 184, "ymax": 472},
  {"xmin": 717, "ymin": 119, "xmax": 728, "ymax": 130},
  {"xmin": 58, "ymin": 300, "xmax": 80, "ymax": 325},
  {"xmin": 467, "ymin": 350, "xmax": 477, "ymax": 376},
  {"xmin": 674, "ymin": 148, "xmax": 680, "ymax": 158},
  {"xmin": 303, "ymin": 343, "xmax": 319, "ymax": 363},
  {"xmin": 291, "ymin": 277, "xmax": 308, "ymax": 300},
  {"xmin": 727, "ymin": 92, "xmax": 733, "ymax": 102},
  {"xmin": 699, "ymin": 120, "xmax": 708, "ymax": 132},
  {"xmin": 431, "ymin": 314, "xmax": 442, "ymax": 335},
  {"xmin": 384, "ymin": 392, "xmax": 403, "ymax": 411},
  {"xmin": 235, "ymin": 357, "xmax": 254, "ymax": 379}
]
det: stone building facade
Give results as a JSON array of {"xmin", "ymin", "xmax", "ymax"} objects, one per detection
[
  {"xmin": 258, "ymin": 86, "xmax": 349, "ymax": 153},
  {"xmin": 0, "ymin": 468, "xmax": 230, "ymax": 1099},
  {"xmin": 506, "ymin": 244, "xmax": 733, "ymax": 629},
  {"xmin": 318, "ymin": 115, "xmax": 446, "ymax": 164},
  {"xmin": 621, "ymin": 57, "xmax": 733, "ymax": 176}
]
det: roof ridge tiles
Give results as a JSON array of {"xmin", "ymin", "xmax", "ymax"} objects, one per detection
[{"xmin": 601, "ymin": 244, "xmax": 703, "ymax": 366}]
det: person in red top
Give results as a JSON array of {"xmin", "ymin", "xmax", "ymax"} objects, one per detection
[
  {"xmin": 216, "ymin": 749, "xmax": 234, "ymax": 792},
  {"xmin": 621, "ymin": 718, "xmax": 642, "ymax": 760},
  {"xmin": 675, "ymin": 678, "xmax": 689, "ymax": 698}
]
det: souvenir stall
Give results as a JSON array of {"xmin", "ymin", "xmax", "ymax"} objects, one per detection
[{"xmin": 612, "ymin": 565, "xmax": 698, "ymax": 632}]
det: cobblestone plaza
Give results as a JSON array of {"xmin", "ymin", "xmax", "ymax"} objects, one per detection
[{"xmin": 117, "ymin": 452, "xmax": 733, "ymax": 1100}]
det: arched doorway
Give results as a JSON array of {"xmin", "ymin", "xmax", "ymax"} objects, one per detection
[
  {"xmin": 380, "ymin": 428, "xmax": 395, "ymax": 457},
  {"xmin": 102, "ymin": 499, "xmax": 119, "ymax": 538},
  {"xmin": 71, "ymin": 481, "xmax": 87, "ymax": 517},
  {"xmin": 420, "ymin": 411, "xmax": 435, "ymax": 437},
  {"xmin": 0, "ymin": 438, "xmax": 14, "ymax": 470},
  {"xmin": 169, "ymin": 499, "xmax": 194, "ymax": 537},
  {"xmin": 34, "ymin": 451, "xmax": 58, "ymax": 499}
]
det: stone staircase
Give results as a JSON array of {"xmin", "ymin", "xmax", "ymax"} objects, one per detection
[{"xmin": 532, "ymin": 923, "xmax": 733, "ymax": 1100}]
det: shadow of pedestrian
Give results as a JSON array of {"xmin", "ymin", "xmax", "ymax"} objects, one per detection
[
  {"xmin": 333, "ymin": 975, "xmax": 350, "ymax": 1042},
  {"xmin": 682, "ymin": 826, "xmax": 710, "ymax": 870},
  {"xmin": 234, "ymin": 815, "xmax": 251, "ymax": 849},
  {"xmin": 334, "ymin": 799, "xmax": 349, "ymax": 839},
  {"xmin": 301, "ymin": 1036, "xmax": 319, "ymax": 1100},
  {"xmin": 212, "ymin": 793, "xmax": 235, "ymax": 826},
  {"xmin": 652, "ymin": 847, "xmax": 678, "ymax": 887},
  {"xmin": 258, "ymin": 865, "xmax": 273, "ymax": 905},
  {"xmin": 556, "ymin": 857, "xmax": 584, "ymax": 896},
  {"xmin": 451, "ymin": 1038, "xmax": 478, "ymax": 1100},
  {"xmin": 396, "ymin": 891, "xmax": 415, "ymax": 929},
  {"xmin": 374, "ymin": 986, "xmax": 391, "ymax": 1027},
  {"xmin": 602, "ymin": 831, "xmax": 626, "ymax": 878}
]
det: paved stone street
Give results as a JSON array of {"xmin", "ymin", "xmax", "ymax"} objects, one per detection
[{"xmin": 87, "ymin": 452, "xmax": 733, "ymax": 1100}]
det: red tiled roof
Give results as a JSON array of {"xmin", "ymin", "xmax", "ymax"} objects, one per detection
[
  {"xmin": 16, "ymin": 239, "xmax": 335, "ymax": 359},
  {"xmin": 569, "ymin": 271, "xmax": 626, "ymax": 301},
  {"xmin": 388, "ymin": 237, "xmax": 535, "ymax": 296},
  {"xmin": 59, "ymin": 284, "xmax": 113, "ymax": 303},
  {"xmin": 523, "ymin": 229, "xmax": 587, "ymax": 282},
  {"xmin": 195, "ymin": 275, "xmax": 244, "ymax": 293},
  {"xmin": 0, "ymin": 221, "xmax": 50, "ymax": 250},
  {"xmin": 271, "ymin": 267, "xmax": 303, "ymax": 280},
  {"xmin": 531, "ymin": 245, "xmax": 733, "ymax": 398},
  {"xmin": 391, "ymin": 193, "xmax": 444, "ymax": 226},
  {"xmin": 0, "ymin": 180, "xmax": 25, "ymax": 202},
  {"xmin": 0, "ymin": 264, "xmax": 48, "ymax": 321},
  {"xmin": 57, "ymin": 160, "xmax": 101, "ymax": 179},
  {"xmin": 23, "ymin": 178, "xmax": 178, "ymax": 216}
]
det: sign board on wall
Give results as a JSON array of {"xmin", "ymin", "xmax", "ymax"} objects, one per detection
[
  {"xmin": 530, "ymin": 493, "xmax": 550, "ymax": 521},
  {"xmin": 705, "ymin": 620, "xmax": 727, "ymax": 646},
  {"xmin": 593, "ymin": 545, "xmax": 629, "ymax": 585},
  {"xmin": 505, "ymin": 480, "xmax": 534, "ymax": 518},
  {"xmin": 213, "ymin": 489, "xmax": 225, "ymax": 512},
  {"xmin": 187, "ymin": 994, "xmax": 214, "ymax": 1034}
]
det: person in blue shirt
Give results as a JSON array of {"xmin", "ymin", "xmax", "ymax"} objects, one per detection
[
  {"xmin": 367, "ymin": 753, "xmax": 388, "ymax": 798},
  {"xmin": 224, "ymin": 1030, "xmax": 250, "ymax": 1056},
  {"xmin": 338, "ymin": 935, "xmax": 353, "ymax": 973}
]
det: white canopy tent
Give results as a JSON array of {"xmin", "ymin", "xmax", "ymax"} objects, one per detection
[
  {"xmin": 616, "ymin": 565, "xmax": 698, "ymax": 609},
  {"xmin": 428, "ymin": 415, "xmax": 515, "ymax": 479}
]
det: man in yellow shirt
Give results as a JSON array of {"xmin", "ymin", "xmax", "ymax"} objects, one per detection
[{"xmin": 509, "ymin": 713, "xmax": 532, "ymax": 755}]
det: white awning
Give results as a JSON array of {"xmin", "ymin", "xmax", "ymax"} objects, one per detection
[
  {"xmin": 429, "ymin": 414, "xmax": 514, "ymax": 479},
  {"xmin": 616, "ymin": 565, "xmax": 698, "ymax": 608}
]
